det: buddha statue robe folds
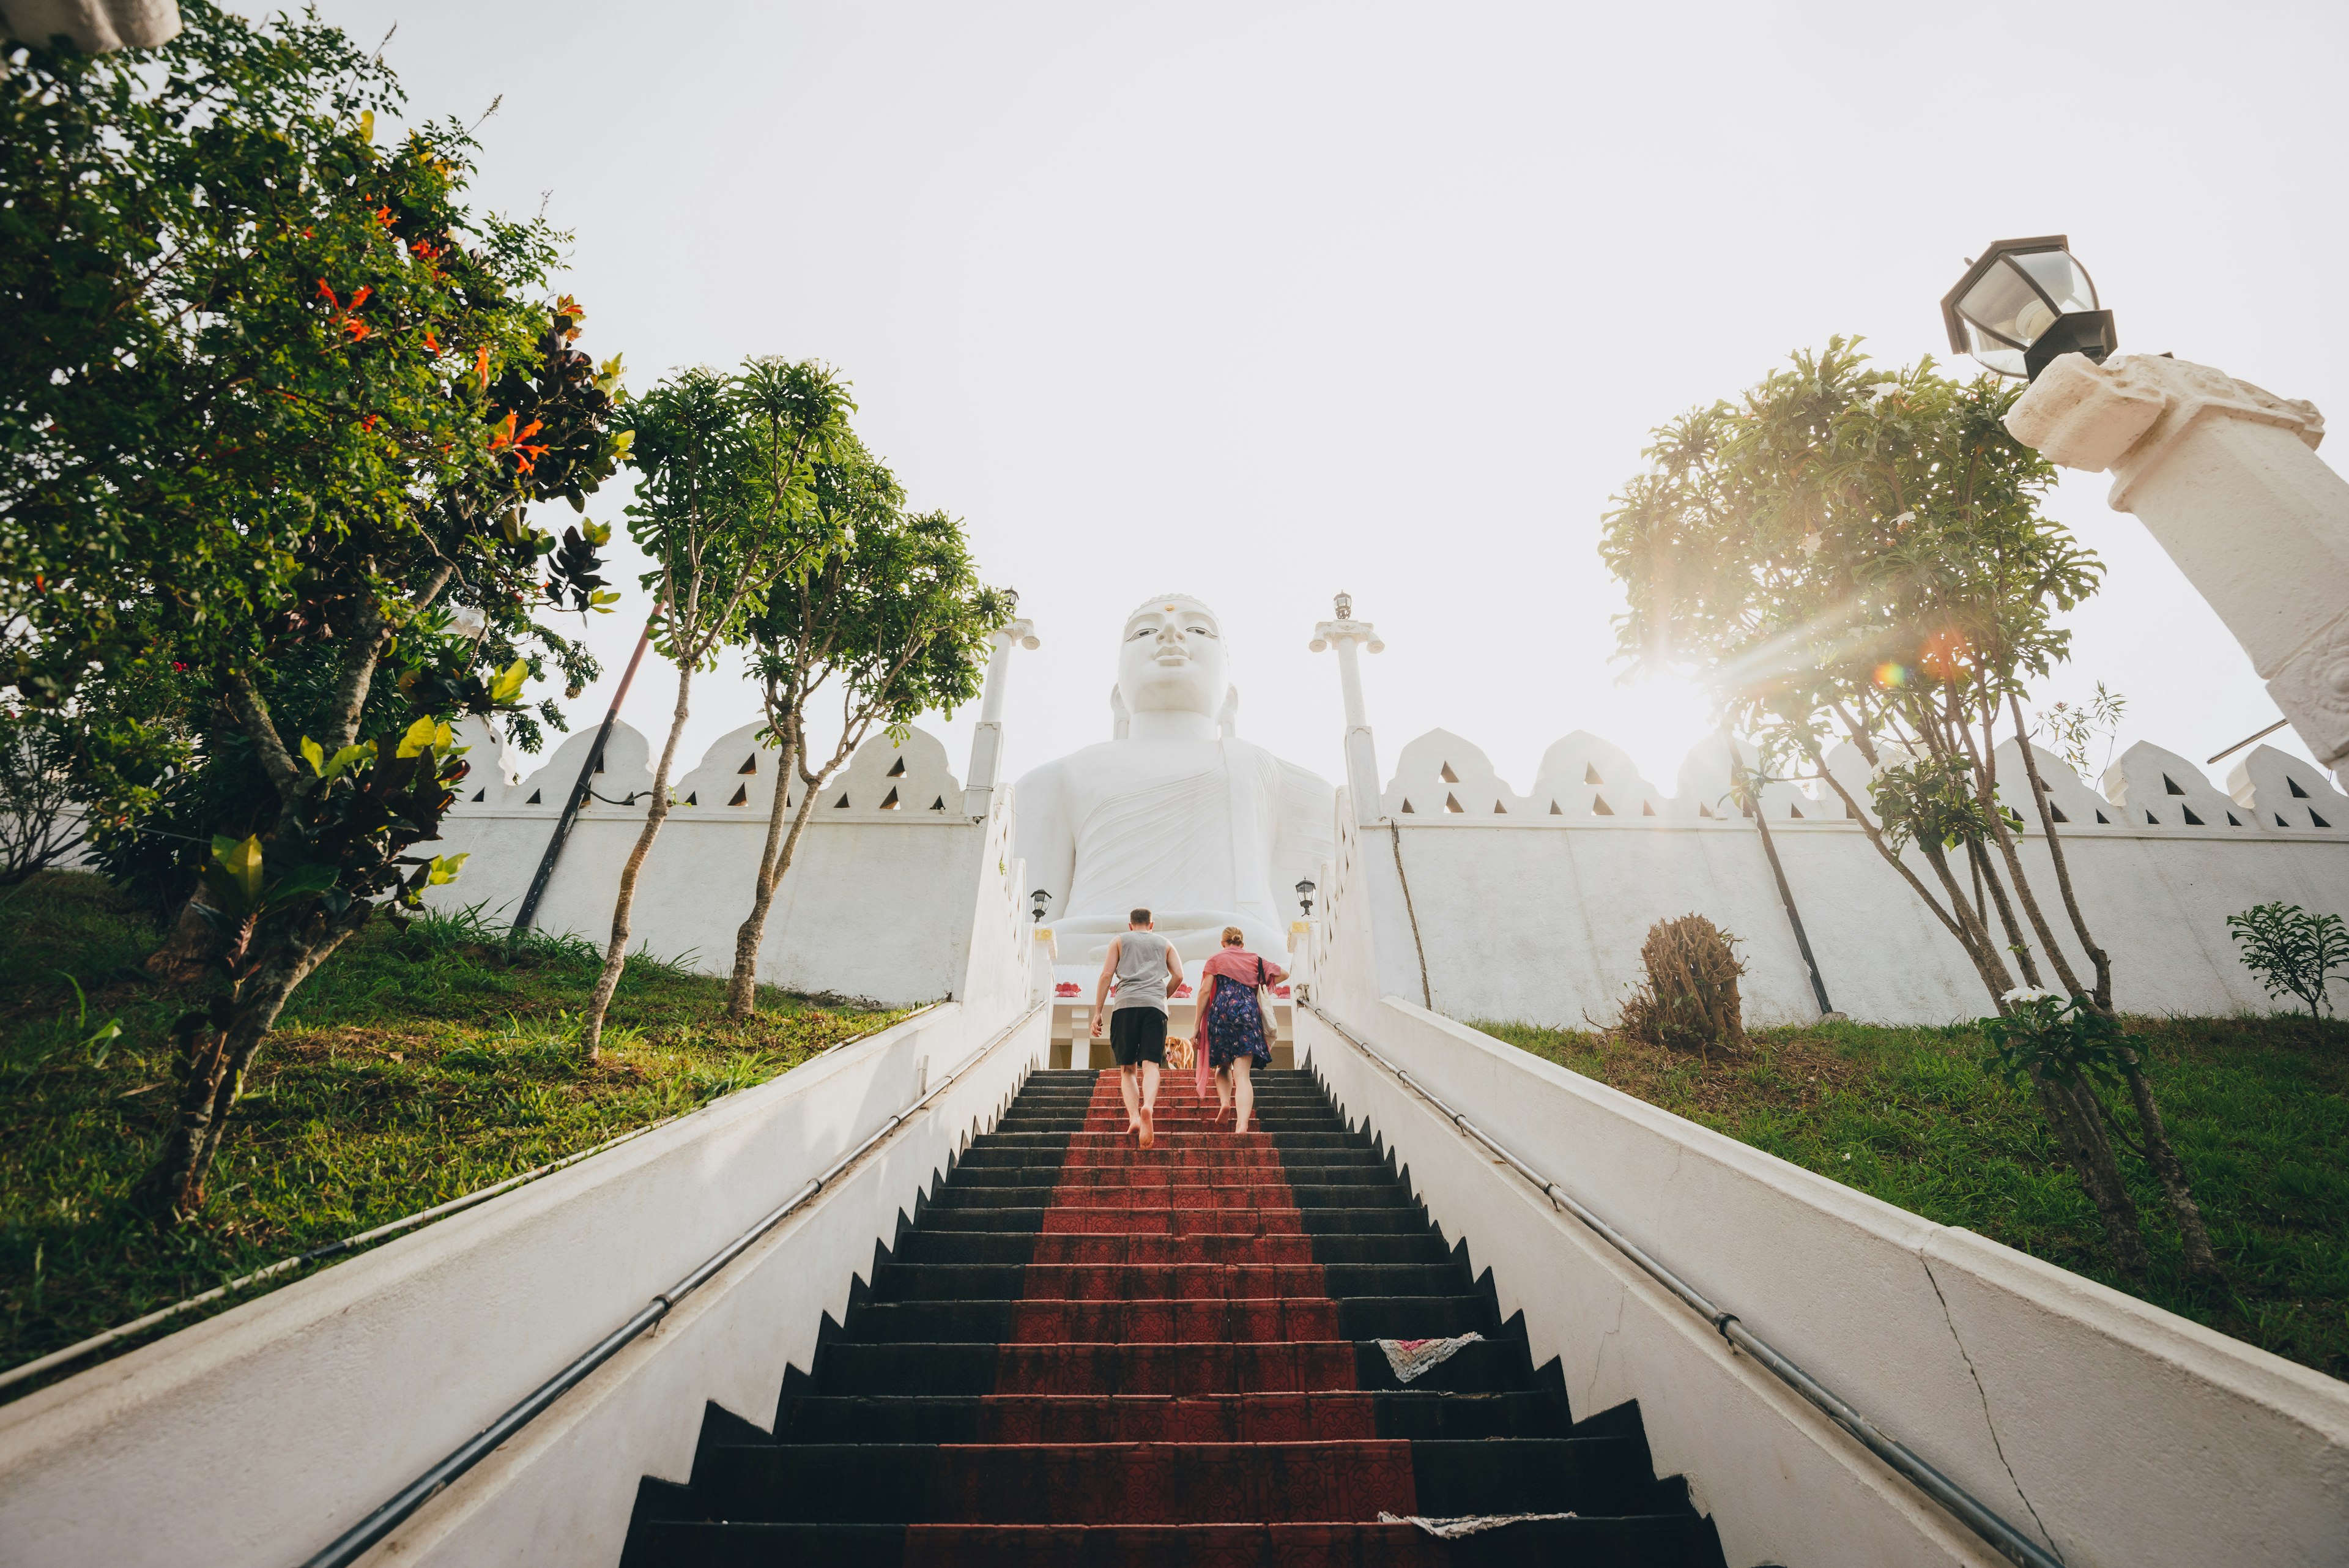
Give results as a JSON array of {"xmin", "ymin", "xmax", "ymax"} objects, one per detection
[{"xmin": 1014, "ymin": 595, "xmax": 1334, "ymax": 970}]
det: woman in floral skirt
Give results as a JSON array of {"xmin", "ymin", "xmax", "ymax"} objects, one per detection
[{"xmin": 1191, "ymin": 926, "xmax": 1288, "ymax": 1134}]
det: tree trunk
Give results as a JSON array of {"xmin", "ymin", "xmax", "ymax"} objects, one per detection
[
  {"xmin": 132, "ymin": 919, "xmax": 358, "ymax": 1221},
  {"xmin": 2033, "ymin": 1070, "xmax": 2151, "ymax": 1273},
  {"xmin": 2118, "ymin": 1053, "xmax": 2221, "ymax": 1277},
  {"xmin": 143, "ymin": 893, "xmax": 223, "ymax": 984},
  {"xmin": 581, "ymin": 660, "xmax": 693, "ymax": 1060},
  {"xmin": 2007, "ymin": 695, "xmax": 2113, "ymax": 1010},
  {"xmin": 725, "ymin": 718, "xmax": 806, "ymax": 1019}
]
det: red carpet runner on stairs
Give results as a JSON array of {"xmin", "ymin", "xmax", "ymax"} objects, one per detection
[{"xmin": 620, "ymin": 1068, "xmax": 1726, "ymax": 1566}]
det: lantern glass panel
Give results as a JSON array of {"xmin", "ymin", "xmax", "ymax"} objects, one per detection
[{"xmin": 2013, "ymin": 250, "xmax": 2096, "ymax": 315}]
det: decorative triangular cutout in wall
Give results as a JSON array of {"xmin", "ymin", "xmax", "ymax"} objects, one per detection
[
  {"xmin": 1439, "ymin": 762, "xmax": 1460, "ymax": 783},
  {"xmin": 728, "ymin": 784, "xmax": 748, "ymax": 806},
  {"xmin": 2163, "ymin": 775, "xmax": 2186, "ymax": 795},
  {"xmin": 2095, "ymin": 810, "xmax": 2109, "ymax": 823},
  {"xmin": 931, "ymin": 796, "xmax": 946, "ymax": 811},
  {"xmin": 1643, "ymin": 800, "xmax": 1658, "ymax": 817},
  {"xmin": 2288, "ymin": 776, "xmax": 2311, "ymax": 798},
  {"xmin": 1400, "ymin": 800, "xmax": 1415, "ymax": 814},
  {"xmin": 2314, "ymin": 811, "xmax": 2332, "ymax": 828},
  {"xmin": 2227, "ymin": 812, "xmax": 2241, "ymax": 826},
  {"xmin": 2277, "ymin": 812, "xmax": 2290, "ymax": 827},
  {"xmin": 527, "ymin": 789, "xmax": 543, "ymax": 804},
  {"xmin": 2181, "ymin": 805, "xmax": 2204, "ymax": 825},
  {"xmin": 880, "ymin": 787, "xmax": 901, "ymax": 809},
  {"xmin": 2049, "ymin": 803, "xmax": 2068, "ymax": 823},
  {"xmin": 1443, "ymin": 792, "xmax": 1464, "ymax": 814},
  {"xmin": 2145, "ymin": 811, "xmax": 2160, "ymax": 825},
  {"xmin": 1584, "ymin": 763, "xmax": 1603, "ymax": 785},
  {"xmin": 835, "ymin": 792, "xmax": 851, "ymax": 808},
  {"xmin": 1491, "ymin": 800, "xmax": 1507, "ymax": 814},
  {"xmin": 471, "ymin": 789, "xmax": 484, "ymax": 801},
  {"xmin": 1591, "ymin": 795, "xmax": 1614, "ymax": 816},
  {"xmin": 1549, "ymin": 800, "xmax": 1563, "ymax": 816},
  {"xmin": 738, "ymin": 754, "xmax": 757, "ymax": 775},
  {"xmin": 1788, "ymin": 803, "xmax": 1804, "ymax": 819},
  {"xmin": 685, "ymin": 792, "xmax": 697, "ymax": 806},
  {"xmin": 888, "ymin": 757, "xmax": 907, "ymax": 777}
]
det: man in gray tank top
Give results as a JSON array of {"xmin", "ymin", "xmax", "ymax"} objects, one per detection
[{"xmin": 1091, "ymin": 907, "xmax": 1185, "ymax": 1146}]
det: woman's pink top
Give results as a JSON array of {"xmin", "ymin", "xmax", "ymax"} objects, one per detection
[{"xmin": 1190, "ymin": 947, "xmax": 1280, "ymax": 1098}]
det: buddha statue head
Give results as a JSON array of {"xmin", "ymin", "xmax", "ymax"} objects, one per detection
[{"xmin": 1113, "ymin": 594, "xmax": 1236, "ymax": 739}]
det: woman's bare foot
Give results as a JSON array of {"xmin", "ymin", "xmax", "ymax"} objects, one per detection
[{"xmin": 1138, "ymin": 1105, "xmax": 1154, "ymax": 1148}]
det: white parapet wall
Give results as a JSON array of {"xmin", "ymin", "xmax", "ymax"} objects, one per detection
[
  {"xmin": 1296, "ymin": 791, "xmax": 2349, "ymax": 1568},
  {"xmin": 1375, "ymin": 727, "xmax": 2349, "ymax": 1026},
  {"xmin": 0, "ymin": 764, "xmax": 1045, "ymax": 1568},
  {"xmin": 426, "ymin": 718, "xmax": 1008, "ymax": 1006},
  {"xmin": 0, "ymin": 1008, "xmax": 1050, "ymax": 1568}
]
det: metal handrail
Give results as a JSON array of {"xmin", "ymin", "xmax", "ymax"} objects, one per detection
[
  {"xmin": 294, "ymin": 998, "xmax": 1045, "ymax": 1568},
  {"xmin": 1302, "ymin": 999, "xmax": 2063, "ymax": 1568}
]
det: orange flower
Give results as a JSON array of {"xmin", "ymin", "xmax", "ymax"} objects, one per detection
[
  {"xmin": 476, "ymin": 346, "xmax": 491, "ymax": 390},
  {"xmin": 361, "ymin": 414, "xmax": 379, "ymax": 432},
  {"xmin": 373, "ymin": 205, "xmax": 394, "ymax": 228},
  {"xmin": 348, "ymin": 286, "xmax": 373, "ymax": 311},
  {"xmin": 555, "ymin": 294, "xmax": 585, "ymax": 321},
  {"xmin": 425, "ymin": 327, "xmax": 440, "ymax": 354},
  {"xmin": 342, "ymin": 317, "xmax": 371, "ymax": 341},
  {"xmin": 486, "ymin": 411, "xmax": 518, "ymax": 451},
  {"xmin": 316, "ymin": 280, "xmax": 341, "ymax": 310}
]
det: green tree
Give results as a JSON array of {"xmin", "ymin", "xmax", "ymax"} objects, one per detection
[
  {"xmin": 1603, "ymin": 338, "xmax": 2216, "ymax": 1277},
  {"xmin": 725, "ymin": 463, "xmax": 1009, "ymax": 1018},
  {"xmin": 2227, "ymin": 902, "xmax": 2349, "ymax": 1020},
  {"xmin": 581, "ymin": 359, "xmax": 853, "ymax": 1057},
  {"xmin": 2, "ymin": 7, "xmax": 629, "ymax": 1218}
]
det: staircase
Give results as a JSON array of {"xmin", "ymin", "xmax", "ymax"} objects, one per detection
[{"xmin": 620, "ymin": 1068, "xmax": 1726, "ymax": 1566}]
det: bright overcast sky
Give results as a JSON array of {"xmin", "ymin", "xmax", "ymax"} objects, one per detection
[{"xmin": 320, "ymin": 1, "xmax": 2349, "ymax": 799}]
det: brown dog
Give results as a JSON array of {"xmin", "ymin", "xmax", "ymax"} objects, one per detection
[{"xmin": 1165, "ymin": 1036, "xmax": 1195, "ymax": 1072}]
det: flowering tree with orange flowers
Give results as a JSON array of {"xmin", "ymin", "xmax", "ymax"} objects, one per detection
[
  {"xmin": 2, "ymin": 4, "xmax": 630, "ymax": 1219},
  {"xmin": 1601, "ymin": 338, "xmax": 2215, "ymax": 1279}
]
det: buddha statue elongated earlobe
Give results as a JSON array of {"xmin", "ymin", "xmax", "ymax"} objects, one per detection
[
  {"xmin": 1218, "ymin": 685, "xmax": 1238, "ymax": 740},
  {"xmin": 1110, "ymin": 684, "xmax": 1129, "ymax": 740}
]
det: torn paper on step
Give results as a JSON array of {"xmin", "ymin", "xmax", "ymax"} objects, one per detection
[{"xmin": 1376, "ymin": 1332, "xmax": 1482, "ymax": 1383}]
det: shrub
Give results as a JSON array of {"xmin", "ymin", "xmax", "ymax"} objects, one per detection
[
  {"xmin": 2227, "ymin": 902, "xmax": 2349, "ymax": 1020},
  {"xmin": 1617, "ymin": 914, "xmax": 1746, "ymax": 1059}
]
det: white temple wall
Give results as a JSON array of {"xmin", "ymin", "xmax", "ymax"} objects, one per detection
[
  {"xmin": 422, "ymin": 722, "xmax": 1011, "ymax": 1008},
  {"xmin": 1373, "ymin": 732, "xmax": 2349, "ymax": 1027},
  {"xmin": 1293, "ymin": 795, "xmax": 2349, "ymax": 1568}
]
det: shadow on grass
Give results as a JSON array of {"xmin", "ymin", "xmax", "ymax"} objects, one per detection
[
  {"xmin": 1475, "ymin": 1013, "xmax": 2349, "ymax": 1382},
  {"xmin": 1, "ymin": 872, "xmax": 909, "ymax": 1399}
]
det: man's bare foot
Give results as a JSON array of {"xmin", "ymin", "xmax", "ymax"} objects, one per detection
[{"xmin": 1138, "ymin": 1105, "xmax": 1154, "ymax": 1148}]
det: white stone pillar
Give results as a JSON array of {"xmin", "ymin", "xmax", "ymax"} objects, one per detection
[
  {"xmin": 2006, "ymin": 354, "xmax": 2349, "ymax": 772},
  {"xmin": 1310, "ymin": 593, "xmax": 1386, "ymax": 826},
  {"xmin": 964, "ymin": 617, "xmax": 1039, "ymax": 792}
]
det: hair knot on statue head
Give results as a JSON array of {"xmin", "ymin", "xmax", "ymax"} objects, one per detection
[{"xmin": 1113, "ymin": 593, "xmax": 1237, "ymax": 740}]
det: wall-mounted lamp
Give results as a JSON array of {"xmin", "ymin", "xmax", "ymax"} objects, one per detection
[
  {"xmin": 1941, "ymin": 234, "xmax": 2115, "ymax": 382},
  {"xmin": 1295, "ymin": 878, "xmax": 1316, "ymax": 917},
  {"xmin": 1030, "ymin": 888, "xmax": 1050, "ymax": 924}
]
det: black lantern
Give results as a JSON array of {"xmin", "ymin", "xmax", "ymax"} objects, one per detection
[
  {"xmin": 1940, "ymin": 235, "xmax": 2115, "ymax": 382},
  {"xmin": 1295, "ymin": 878, "xmax": 1316, "ymax": 916},
  {"xmin": 1030, "ymin": 888, "xmax": 1050, "ymax": 924}
]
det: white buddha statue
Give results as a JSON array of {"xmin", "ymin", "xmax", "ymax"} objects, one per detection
[{"xmin": 1015, "ymin": 594, "xmax": 1334, "ymax": 970}]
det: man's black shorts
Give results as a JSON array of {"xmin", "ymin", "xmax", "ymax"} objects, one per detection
[{"xmin": 1108, "ymin": 1006, "xmax": 1168, "ymax": 1068}]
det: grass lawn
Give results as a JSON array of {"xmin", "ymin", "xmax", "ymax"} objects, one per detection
[
  {"xmin": 1475, "ymin": 1014, "xmax": 2349, "ymax": 1381},
  {"xmin": 1, "ymin": 872, "xmax": 907, "ymax": 1400}
]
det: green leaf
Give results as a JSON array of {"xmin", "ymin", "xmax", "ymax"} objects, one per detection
[
  {"xmin": 588, "ymin": 589, "xmax": 621, "ymax": 613},
  {"xmin": 396, "ymin": 716, "xmax": 440, "ymax": 758},
  {"xmin": 584, "ymin": 521, "xmax": 612, "ymax": 547},
  {"xmin": 427, "ymin": 852, "xmax": 470, "ymax": 885},
  {"xmin": 488, "ymin": 658, "xmax": 528, "ymax": 704},
  {"xmin": 269, "ymin": 863, "xmax": 340, "ymax": 904},
  {"xmin": 322, "ymin": 743, "xmax": 373, "ymax": 780},
  {"xmin": 301, "ymin": 735, "xmax": 325, "ymax": 775},
  {"xmin": 212, "ymin": 833, "xmax": 265, "ymax": 906}
]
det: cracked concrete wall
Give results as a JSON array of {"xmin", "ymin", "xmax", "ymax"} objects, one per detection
[{"xmin": 1293, "ymin": 849, "xmax": 2349, "ymax": 1567}]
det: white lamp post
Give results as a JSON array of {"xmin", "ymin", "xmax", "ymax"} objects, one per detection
[{"xmin": 1974, "ymin": 239, "xmax": 2349, "ymax": 782}]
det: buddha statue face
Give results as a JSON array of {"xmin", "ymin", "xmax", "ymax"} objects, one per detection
[{"xmin": 1117, "ymin": 597, "xmax": 1227, "ymax": 720}]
